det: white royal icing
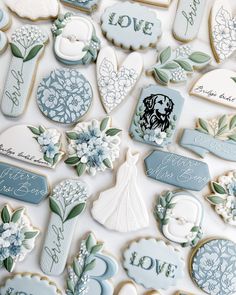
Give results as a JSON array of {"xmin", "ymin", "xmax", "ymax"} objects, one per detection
[{"xmin": 133, "ymin": 0, "xmax": 172, "ymax": 7}]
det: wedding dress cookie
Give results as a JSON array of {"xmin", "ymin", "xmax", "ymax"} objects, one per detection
[
  {"xmin": 92, "ymin": 149, "xmax": 149, "ymax": 233},
  {"xmin": 4, "ymin": 0, "xmax": 59, "ymax": 20},
  {"xmin": 0, "ymin": 9, "xmax": 11, "ymax": 54},
  {"xmin": 97, "ymin": 46, "xmax": 143, "ymax": 113}
]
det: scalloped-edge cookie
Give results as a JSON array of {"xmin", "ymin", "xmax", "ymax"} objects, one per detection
[
  {"xmin": 123, "ymin": 238, "xmax": 184, "ymax": 290},
  {"xmin": 0, "ymin": 273, "xmax": 62, "ymax": 294}
]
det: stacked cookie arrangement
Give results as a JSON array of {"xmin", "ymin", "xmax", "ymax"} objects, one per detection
[{"xmin": 0, "ymin": 0, "xmax": 235, "ymax": 295}]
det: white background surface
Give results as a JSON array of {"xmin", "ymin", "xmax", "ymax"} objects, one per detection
[{"xmin": 0, "ymin": 0, "xmax": 235, "ymax": 294}]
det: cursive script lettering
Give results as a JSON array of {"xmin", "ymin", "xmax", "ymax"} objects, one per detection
[
  {"xmin": 194, "ymin": 85, "xmax": 236, "ymax": 102},
  {"xmin": 182, "ymin": 0, "xmax": 201, "ymax": 35}
]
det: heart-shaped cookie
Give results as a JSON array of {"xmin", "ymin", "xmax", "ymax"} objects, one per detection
[
  {"xmin": 210, "ymin": 0, "xmax": 236, "ymax": 63},
  {"xmin": 96, "ymin": 46, "xmax": 143, "ymax": 113},
  {"xmin": 117, "ymin": 282, "xmax": 160, "ymax": 295}
]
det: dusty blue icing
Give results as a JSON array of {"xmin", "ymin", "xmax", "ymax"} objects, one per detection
[
  {"xmin": 0, "ymin": 162, "xmax": 49, "ymax": 204},
  {"xmin": 129, "ymin": 85, "xmax": 184, "ymax": 147},
  {"xmin": 101, "ymin": 1, "xmax": 162, "ymax": 50},
  {"xmin": 191, "ymin": 239, "xmax": 236, "ymax": 295},
  {"xmin": 180, "ymin": 129, "xmax": 236, "ymax": 162},
  {"xmin": 37, "ymin": 68, "xmax": 93, "ymax": 124},
  {"xmin": 0, "ymin": 9, "xmax": 9, "ymax": 53},
  {"xmin": 61, "ymin": 0, "xmax": 99, "ymax": 12},
  {"xmin": 144, "ymin": 150, "xmax": 210, "ymax": 191},
  {"xmin": 123, "ymin": 239, "xmax": 184, "ymax": 290}
]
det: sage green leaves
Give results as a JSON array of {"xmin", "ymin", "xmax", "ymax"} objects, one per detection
[{"xmin": 148, "ymin": 45, "xmax": 211, "ymax": 85}]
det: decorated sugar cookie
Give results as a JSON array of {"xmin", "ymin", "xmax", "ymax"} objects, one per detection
[
  {"xmin": 130, "ymin": 85, "xmax": 184, "ymax": 148},
  {"xmin": 66, "ymin": 232, "xmax": 118, "ymax": 295},
  {"xmin": 117, "ymin": 282, "xmax": 161, "ymax": 295},
  {"xmin": 101, "ymin": 1, "xmax": 162, "ymax": 50},
  {"xmin": 206, "ymin": 171, "xmax": 236, "ymax": 226},
  {"xmin": 190, "ymin": 238, "xmax": 236, "ymax": 295},
  {"xmin": 97, "ymin": 46, "xmax": 143, "ymax": 113},
  {"xmin": 0, "ymin": 9, "xmax": 11, "ymax": 54},
  {"xmin": 210, "ymin": 0, "xmax": 236, "ymax": 63},
  {"xmin": 145, "ymin": 150, "xmax": 210, "ymax": 191},
  {"xmin": 40, "ymin": 179, "xmax": 89, "ymax": 276},
  {"xmin": 133, "ymin": 0, "xmax": 172, "ymax": 8},
  {"xmin": 0, "ymin": 162, "xmax": 49, "ymax": 204},
  {"xmin": 1, "ymin": 25, "xmax": 48, "ymax": 118},
  {"xmin": 175, "ymin": 292, "xmax": 195, "ymax": 295},
  {"xmin": 4, "ymin": 0, "xmax": 59, "ymax": 20},
  {"xmin": 155, "ymin": 190, "xmax": 203, "ymax": 247},
  {"xmin": 123, "ymin": 238, "xmax": 184, "ymax": 290},
  {"xmin": 0, "ymin": 125, "xmax": 64, "ymax": 169},
  {"xmin": 92, "ymin": 149, "xmax": 149, "ymax": 233},
  {"xmin": 0, "ymin": 273, "xmax": 62, "ymax": 295},
  {"xmin": 173, "ymin": 0, "xmax": 206, "ymax": 42},
  {"xmin": 51, "ymin": 13, "xmax": 100, "ymax": 65},
  {"xmin": 65, "ymin": 117, "xmax": 121, "ymax": 176},
  {"xmin": 37, "ymin": 68, "xmax": 93, "ymax": 124},
  {"xmin": 148, "ymin": 45, "xmax": 211, "ymax": 85},
  {"xmin": 190, "ymin": 69, "xmax": 236, "ymax": 108},
  {"xmin": 61, "ymin": 0, "xmax": 100, "ymax": 13},
  {"xmin": 0, "ymin": 205, "xmax": 39, "ymax": 272},
  {"xmin": 180, "ymin": 115, "xmax": 236, "ymax": 161}
]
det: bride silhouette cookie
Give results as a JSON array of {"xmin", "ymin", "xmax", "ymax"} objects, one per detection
[{"xmin": 92, "ymin": 149, "xmax": 149, "ymax": 232}]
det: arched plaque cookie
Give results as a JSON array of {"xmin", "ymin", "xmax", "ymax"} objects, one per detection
[
  {"xmin": 61, "ymin": 0, "xmax": 100, "ymax": 13},
  {"xmin": 190, "ymin": 69, "xmax": 236, "ymax": 108},
  {"xmin": 123, "ymin": 238, "xmax": 184, "ymax": 290},
  {"xmin": 129, "ymin": 85, "xmax": 184, "ymax": 147},
  {"xmin": 51, "ymin": 13, "xmax": 100, "ymax": 65},
  {"xmin": 155, "ymin": 190, "xmax": 203, "ymax": 247},
  {"xmin": 101, "ymin": 1, "xmax": 162, "ymax": 50},
  {"xmin": 0, "ymin": 9, "xmax": 11, "ymax": 54},
  {"xmin": 190, "ymin": 238, "xmax": 236, "ymax": 295},
  {"xmin": 0, "ymin": 273, "xmax": 61, "ymax": 295},
  {"xmin": 37, "ymin": 69, "xmax": 93, "ymax": 124}
]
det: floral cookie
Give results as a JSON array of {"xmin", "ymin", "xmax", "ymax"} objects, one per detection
[
  {"xmin": 51, "ymin": 13, "xmax": 100, "ymax": 65},
  {"xmin": 1, "ymin": 25, "xmax": 48, "ymax": 117},
  {"xmin": 129, "ymin": 85, "xmax": 184, "ymax": 148},
  {"xmin": 4, "ymin": 0, "xmax": 59, "ymax": 21},
  {"xmin": 0, "ymin": 273, "xmax": 62, "ymax": 295},
  {"xmin": 190, "ymin": 238, "xmax": 236, "ymax": 295},
  {"xmin": 66, "ymin": 232, "xmax": 118, "ymax": 295},
  {"xmin": 0, "ymin": 205, "xmax": 39, "ymax": 272},
  {"xmin": 147, "ymin": 45, "xmax": 211, "ymax": 85},
  {"xmin": 37, "ymin": 68, "xmax": 93, "ymax": 124},
  {"xmin": 0, "ymin": 124, "xmax": 64, "ymax": 169},
  {"xmin": 97, "ymin": 46, "xmax": 143, "ymax": 113},
  {"xmin": 154, "ymin": 190, "xmax": 203, "ymax": 247},
  {"xmin": 40, "ymin": 179, "xmax": 89, "ymax": 276},
  {"xmin": 0, "ymin": 9, "xmax": 11, "ymax": 54},
  {"xmin": 92, "ymin": 149, "xmax": 149, "ymax": 232},
  {"xmin": 206, "ymin": 171, "xmax": 236, "ymax": 226},
  {"xmin": 180, "ymin": 115, "xmax": 236, "ymax": 162},
  {"xmin": 65, "ymin": 117, "xmax": 121, "ymax": 176},
  {"xmin": 210, "ymin": 0, "xmax": 236, "ymax": 63},
  {"xmin": 61, "ymin": 0, "xmax": 100, "ymax": 13}
]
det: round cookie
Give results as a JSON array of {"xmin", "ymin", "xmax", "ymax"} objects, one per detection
[
  {"xmin": 190, "ymin": 238, "xmax": 236, "ymax": 295},
  {"xmin": 37, "ymin": 68, "xmax": 93, "ymax": 124}
]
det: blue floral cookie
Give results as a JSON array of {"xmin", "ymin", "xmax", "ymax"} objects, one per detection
[
  {"xmin": 37, "ymin": 69, "xmax": 93, "ymax": 124},
  {"xmin": 190, "ymin": 238, "xmax": 236, "ymax": 295}
]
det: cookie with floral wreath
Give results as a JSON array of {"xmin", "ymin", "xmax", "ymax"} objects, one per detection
[
  {"xmin": 0, "ymin": 204, "xmax": 39, "ymax": 272},
  {"xmin": 65, "ymin": 117, "xmax": 121, "ymax": 176}
]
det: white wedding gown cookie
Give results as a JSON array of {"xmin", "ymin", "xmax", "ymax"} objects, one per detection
[
  {"xmin": 4, "ymin": 0, "xmax": 59, "ymax": 20},
  {"xmin": 92, "ymin": 149, "xmax": 149, "ymax": 232}
]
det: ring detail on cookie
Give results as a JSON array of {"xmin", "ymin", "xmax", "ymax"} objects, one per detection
[
  {"xmin": 66, "ymin": 232, "xmax": 118, "ymax": 295},
  {"xmin": 101, "ymin": 1, "xmax": 162, "ymax": 50},
  {"xmin": 148, "ymin": 45, "xmax": 211, "ymax": 85},
  {"xmin": 1, "ymin": 25, "xmax": 48, "ymax": 118},
  {"xmin": 97, "ymin": 46, "xmax": 143, "ymax": 113},
  {"xmin": 51, "ymin": 13, "xmax": 100, "ymax": 65},
  {"xmin": 61, "ymin": 0, "xmax": 100, "ymax": 13},
  {"xmin": 154, "ymin": 190, "xmax": 203, "ymax": 247},
  {"xmin": 0, "ymin": 9, "xmax": 11, "ymax": 54},
  {"xmin": 129, "ymin": 85, "xmax": 184, "ymax": 148},
  {"xmin": 40, "ymin": 179, "xmax": 89, "ymax": 276},
  {"xmin": 37, "ymin": 68, "xmax": 93, "ymax": 124},
  {"xmin": 92, "ymin": 149, "xmax": 149, "ymax": 232},
  {"xmin": 190, "ymin": 238, "xmax": 236, "ymax": 295},
  {"xmin": 180, "ymin": 115, "xmax": 236, "ymax": 162},
  {"xmin": 65, "ymin": 117, "xmax": 121, "ymax": 176},
  {"xmin": 0, "ymin": 205, "xmax": 39, "ymax": 272}
]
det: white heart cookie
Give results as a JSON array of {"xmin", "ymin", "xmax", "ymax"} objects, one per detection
[
  {"xmin": 210, "ymin": 0, "xmax": 236, "ymax": 63},
  {"xmin": 117, "ymin": 282, "xmax": 161, "ymax": 295},
  {"xmin": 96, "ymin": 46, "xmax": 143, "ymax": 113}
]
